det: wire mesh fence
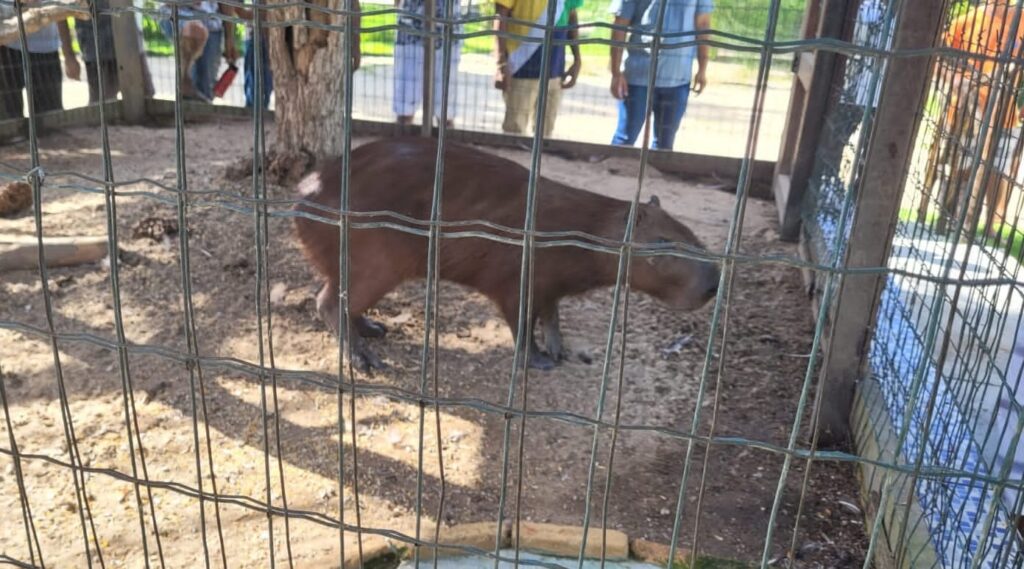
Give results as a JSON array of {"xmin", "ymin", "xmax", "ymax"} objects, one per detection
[
  {"xmin": 3, "ymin": 0, "xmax": 1024, "ymax": 567},
  {"xmin": 802, "ymin": 0, "xmax": 1024, "ymax": 566}
]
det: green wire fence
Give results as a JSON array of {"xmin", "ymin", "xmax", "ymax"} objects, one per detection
[{"xmin": 2, "ymin": 0, "xmax": 1024, "ymax": 567}]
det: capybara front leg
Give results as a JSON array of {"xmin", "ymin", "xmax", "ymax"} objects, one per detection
[
  {"xmin": 498, "ymin": 295, "xmax": 555, "ymax": 371},
  {"xmin": 539, "ymin": 302, "xmax": 564, "ymax": 362},
  {"xmin": 316, "ymin": 281, "xmax": 340, "ymax": 334},
  {"xmin": 527, "ymin": 314, "xmax": 556, "ymax": 371}
]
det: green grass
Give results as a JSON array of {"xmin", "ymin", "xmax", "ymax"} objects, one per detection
[
  {"xmin": 898, "ymin": 207, "xmax": 1024, "ymax": 261},
  {"xmin": 140, "ymin": 14, "xmax": 247, "ymax": 56}
]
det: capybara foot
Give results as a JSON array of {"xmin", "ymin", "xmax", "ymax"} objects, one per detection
[
  {"xmin": 356, "ymin": 316, "xmax": 388, "ymax": 338},
  {"xmin": 544, "ymin": 336, "xmax": 565, "ymax": 362},
  {"xmin": 353, "ymin": 345, "xmax": 388, "ymax": 373},
  {"xmin": 528, "ymin": 347, "xmax": 557, "ymax": 371}
]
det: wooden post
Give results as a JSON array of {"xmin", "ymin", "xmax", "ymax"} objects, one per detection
[
  {"xmin": 109, "ymin": 0, "xmax": 146, "ymax": 123},
  {"xmin": 772, "ymin": 0, "xmax": 850, "ymax": 242},
  {"xmin": 816, "ymin": 0, "xmax": 944, "ymax": 448}
]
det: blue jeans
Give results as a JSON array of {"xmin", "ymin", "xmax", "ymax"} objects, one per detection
[
  {"xmin": 611, "ymin": 83, "xmax": 690, "ymax": 151},
  {"xmin": 244, "ymin": 35, "xmax": 272, "ymax": 109},
  {"xmin": 191, "ymin": 29, "xmax": 222, "ymax": 100},
  {"xmin": 158, "ymin": 11, "xmax": 221, "ymax": 99}
]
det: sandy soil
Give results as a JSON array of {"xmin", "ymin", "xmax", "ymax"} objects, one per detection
[{"xmin": 0, "ymin": 119, "xmax": 866, "ymax": 568}]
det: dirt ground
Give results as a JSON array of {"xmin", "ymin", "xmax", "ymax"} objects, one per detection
[{"xmin": 0, "ymin": 119, "xmax": 867, "ymax": 568}]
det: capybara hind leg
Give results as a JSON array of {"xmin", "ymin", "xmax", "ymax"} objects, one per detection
[
  {"xmin": 316, "ymin": 281, "xmax": 340, "ymax": 334},
  {"xmin": 355, "ymin": 316, "xmax": 388, "ymax": 338},
  {"xmin": 539, "ymin": 302, "xmax": 564, "ymax": 362}
]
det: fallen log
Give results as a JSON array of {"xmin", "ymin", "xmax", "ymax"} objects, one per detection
[{"xmin": 0, "ymin": 234, "xmax": 107, "ymax": 271}]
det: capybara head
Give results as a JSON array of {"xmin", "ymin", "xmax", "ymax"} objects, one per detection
[{"xmin": 628, "ymin": 195, "xmax": 720, "ymax": 311}]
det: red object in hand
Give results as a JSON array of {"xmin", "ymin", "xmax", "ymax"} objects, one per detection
[{"xmin": 213, "ymin": 63, "xmax": 238, "ymax": 99}]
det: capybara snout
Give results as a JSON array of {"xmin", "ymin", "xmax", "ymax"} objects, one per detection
[
  {"xmin": 630, "ymin": 197, "xmax": 720, "ymax": 311},
  {"xmin": 293, "ymin": 137, "xmax": 717, "ymax": 370}
]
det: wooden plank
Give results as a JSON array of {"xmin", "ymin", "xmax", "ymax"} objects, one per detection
[
  {"xmin": 0, "ymin": 235, "xmax": 108, "ymax": 271},
  {"xmin": 852, "ymin": 379, "xmax": 940, "ymax": 568},
  {"xmin": 773, "ymin": 0, "xmax": 850, "ymax": 242},
  {"xmin": 109, "ymin": 0, "xmax": 147, "ymax": 122},
  {"xmin": 817, "ymin": 0, "xmax": 945, "ymax": 447}
]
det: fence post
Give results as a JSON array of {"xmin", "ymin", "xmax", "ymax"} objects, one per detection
[
  {"xmin": 109, "ymin": 0, "xmax": 146, "ymax": 122},
  {"xmin": 772, "ymin": 0, "xmax": 849, "ymax": 242},
  {"xmin": 816, "ymin": 0, "xmax": 944, "ymax": 448}
]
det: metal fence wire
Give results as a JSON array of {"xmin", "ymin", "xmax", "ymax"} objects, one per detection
[
  {"xmin": 3, "ymin": 0, "xmax": 1024, "ymax": 567},
  {"xmin": 803, "ymin": 0, "xmax": 1024, "ymax": 566}
]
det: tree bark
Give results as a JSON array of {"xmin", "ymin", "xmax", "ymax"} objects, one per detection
[{"xmin": 267, "ymin": 0, "xmax": 348, "ymax": 180}]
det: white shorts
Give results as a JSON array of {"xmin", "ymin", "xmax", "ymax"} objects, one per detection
[{"xmin": 393, "ymin": 42, "xmax": 461, "ymax": 120}]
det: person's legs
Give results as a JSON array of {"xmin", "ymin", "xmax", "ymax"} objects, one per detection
[
  {"xmin": 260, "ymin": 36, "xmax": 272, "ymax": 108},
  {"xmin": 85, "ymin": 60, "xmax": 100, "ymax": 103},
  {"xmin": 160, "ymin": 15, "xmax": 209, "ymax": 99},
  {"xmin": 431, "ymin": 40, "xmax": 460, "ymax": 127},
  {"xmin": 29, "ymin": 50, "xmax": 63, "ymax": 113},
  {"xmin": 0, "ymin": 46, "xmax": 24, "ymax": 119},
  {"xmin": 393, "ymin": 42, "xmax": 423, "ymax": 124},
  {"xmin": 502, "ymin": 78, "xmax": 538, "ymax": 134},
  {"xmin": 538, "ymin": 77, "xmax": 563, "ymax": 139},
  {"xmin": 651, "ymin": 84, "xmax": 689, "ymax": 151},
  {"xmin": 244, "ymin": 34, "xmax": 256, "ymax": 108},
  {"xmin": 139, "ymin": 52, "xmax": 155, "ymax": 98},
  {"xmin": 192, "ymin": 28, "xmax": 221, "ymax": 100},
  {"xmin": 611, "ymin": 84, "xmax": 647, "ymax": 147},
  {"xmin": 90, "ymin": 59, "xmax": 119, "ymax": 102}
]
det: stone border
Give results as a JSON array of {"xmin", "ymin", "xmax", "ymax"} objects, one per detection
[{"xmin": 338, "ymin": 521, "xmax": 700, "ymax": 568}]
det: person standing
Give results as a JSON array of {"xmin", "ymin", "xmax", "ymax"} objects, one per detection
[
  {"xmin": 225, "ymin": 3, "xmax": 275, "ymax": 109},
  {"xmin": 608, "ymin": 0, "xmax": 711, "ymax": 151},
  {"xmin": 74, "ymin": 0, "xmax": 155, "ymax": 103},
  {"xmin": 394, "ymin": 0, "xmax": 460, "ymax": 126},
  {"xmin": 242, "ymin": 18, "xmax": 272, "ymax": 108},
  {"xmin": 493, "ymin": 0, "xmax": 582, "ymax": 138},
  {"xmin": 159, "ymin": 1, "xmax": 236, "ymax": 101},
  {"xmin": 190, "ymin": 1, "xmax": 237, "ymax": 101},
  {"xmin": 0, "ymin": 22, "xmax": 79, "ymax": 118}
]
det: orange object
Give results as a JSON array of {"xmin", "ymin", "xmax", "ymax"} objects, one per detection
[
  {"xmin": 945, "ymin": 4, "xmax": 1024, "ymax": 128},
  {"xmin": 213, "ymin": 63, "xmax": 238, "ymax": 99}
]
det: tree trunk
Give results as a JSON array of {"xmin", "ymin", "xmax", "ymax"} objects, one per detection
[{"xmin": 267, "ymin": 0, "xmax": 348, "ymax": 181}]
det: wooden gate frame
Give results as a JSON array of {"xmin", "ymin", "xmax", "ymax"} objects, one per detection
[{"xmin": 772, "ymin": 0, "xmax": 852, "ymax": 243}]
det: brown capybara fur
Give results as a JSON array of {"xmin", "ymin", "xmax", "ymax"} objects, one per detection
[{"xmin": 292, "ymin": 137, "xmax": 719, "ymax": 370}]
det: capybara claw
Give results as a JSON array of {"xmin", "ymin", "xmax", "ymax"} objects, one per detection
[
  {"xmin": 353, "ymin": 348, "xmax": 388, "ymax": 374},
  {"xmin": 356, "ymin": 316, "xmax": 388, "ymax": 338},
  {"xmin": 528, "ymin": 350, "xmax": 557, "ymax": 371}
]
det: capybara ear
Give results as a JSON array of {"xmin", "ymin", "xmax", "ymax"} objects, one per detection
[
  {"xmin": 648, "ymin": 194, "xmax": 661, "ymax": 208},
  {"xmin": 626, "ymin": 203, "xmax": 647, "ymax": 225}
]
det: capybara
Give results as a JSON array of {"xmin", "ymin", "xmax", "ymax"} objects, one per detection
[{"xmin": 293, "ymin": 137, "xmax": 719, "ymax": 371}]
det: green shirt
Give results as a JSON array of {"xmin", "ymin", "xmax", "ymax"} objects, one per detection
[{"xmin": 557, "ymin": 0, "xmax": 582, "ymax": 27}]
